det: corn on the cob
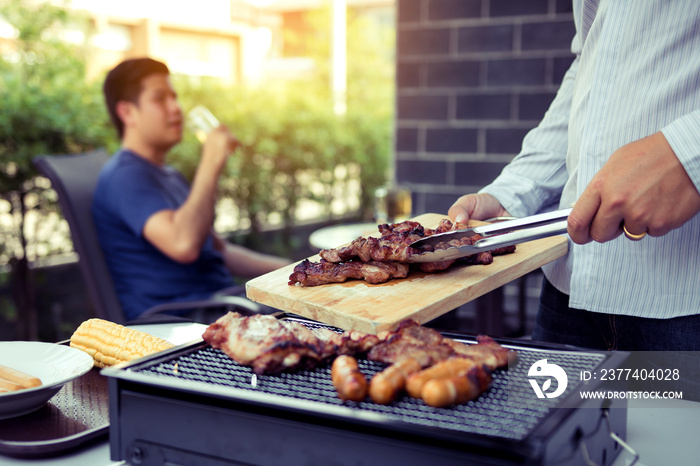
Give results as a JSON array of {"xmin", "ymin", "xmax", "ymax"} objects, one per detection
[{"xmin": 70, "ymin": 318, "xmax": 174, "ymax": 368}]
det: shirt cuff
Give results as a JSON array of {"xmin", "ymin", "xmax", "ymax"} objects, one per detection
[
  {"xmin": 661, "ymin": 110, "xmax": 700, "ymax": 193},
  {"xmin": 479, "ymin": 176, "xmax": 544, "ymax": 219}
]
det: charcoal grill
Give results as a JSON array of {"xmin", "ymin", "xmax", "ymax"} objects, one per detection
[{"xmin": 103, "ymin": 315, "xmax": 629, "ymax": 465}]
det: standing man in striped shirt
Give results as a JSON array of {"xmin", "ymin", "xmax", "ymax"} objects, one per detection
[{"xmin": 449, "ymin": 1, "xmax": 700, "ymax": 352}]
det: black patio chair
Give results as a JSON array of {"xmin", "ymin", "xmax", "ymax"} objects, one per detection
[{"xmin": 33, "ymin": 149, "xmax": 261, "ymax": 325}]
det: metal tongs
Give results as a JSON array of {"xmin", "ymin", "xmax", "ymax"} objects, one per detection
[{"xmin": 408, "ymin": 208, "xmax": 572, "ymax": 263}]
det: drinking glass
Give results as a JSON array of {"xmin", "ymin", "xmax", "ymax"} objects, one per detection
[
  {"xmin": 374, "ymin": 185, "xmax": 412, "ymax": 224},
  {"xmin": 187, "ymin": 105, "xmax": 220, "ymax": 143}
]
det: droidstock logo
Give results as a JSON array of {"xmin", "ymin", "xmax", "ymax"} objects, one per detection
[{"xmin": 528, "ymin": 359, "xmax": 568, "ymax": 399}]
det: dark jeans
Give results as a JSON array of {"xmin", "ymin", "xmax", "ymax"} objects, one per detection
[
  {"xmin": 533, "ymin": 277, "xmax": 700, "ymax": 400},
  {"xmin": 533, "ymin": 277, "xmax": 700, "ymax": 351}
]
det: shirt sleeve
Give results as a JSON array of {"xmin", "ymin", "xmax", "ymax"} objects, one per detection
[
  {"xmin": 479, "ymin": 55, "xmax": 578, "ymax": 218},
  {"xmin": 661, "ymin": 109, "xmax": 700, "ymax": 193},
  {"xmin": 110, "ymin": 164, "xmax": 175, "ymax": 238}
]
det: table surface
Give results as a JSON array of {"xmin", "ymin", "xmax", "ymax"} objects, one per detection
[
  {"xmin": 2, "ymin": 323, "xmax": 699, "ymax": 465},
  {"xmin": 308, "ymin": 222, "xmax": 380, "ymax": 250},
  {"xmin": 0, "ymin": 322, "xmax": 208, "ymax": 466}
]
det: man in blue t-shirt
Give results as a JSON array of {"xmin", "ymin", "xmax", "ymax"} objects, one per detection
[{"xmin": 93, "ymin": 58, "xmax": 290, "ymax": 321}]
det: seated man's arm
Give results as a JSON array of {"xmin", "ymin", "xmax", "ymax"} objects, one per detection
[
  {"xmin": 143, "ymin": 127, "xmax": 233, "ymax": 263},
  {"xmin": 212, "ymin": 233, "xmax": 292, "ymax": 278}
]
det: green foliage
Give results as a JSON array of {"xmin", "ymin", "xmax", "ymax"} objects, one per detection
[
  {"xmin": 0, "ymin": 0, "xmax": 115, "ymax": 339},
  {"xmin": 0, "ymin": 0, "xmax": 112, "ymax": 189},
  {"xmin": 0, "ymin": 0, "xmax": 114, "ymax": 266}
]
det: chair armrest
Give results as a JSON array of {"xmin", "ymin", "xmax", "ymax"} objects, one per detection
[{"xmin": 137, "ymin": 296, "xmax": 262, "ymax": 320}]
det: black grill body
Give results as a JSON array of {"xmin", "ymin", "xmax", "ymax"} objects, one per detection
[{"xmin": 103, "ymin": 317, "xmax": 628, "ymax": 465}]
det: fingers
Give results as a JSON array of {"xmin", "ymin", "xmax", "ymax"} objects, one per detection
[
  {"xmin": 568, "ymin": 132, "xmax": 700, "ymax": 244},
  {"xmin": 448, "ymin": 193, "xmax": 507, "ymax": 224},
  {"xmin": 447, "ymin": 195, "xmax": 475, "ymax": 224},
  {"xmin": 568, "ymin": 188, "xmax": 626, "ymax": 244},
  {"xmin": 205, "ymin": 125, "xmax": 240, "ymax": 157},
  {"xmin": 213, "ymin": 124, "xmax": 242, "ymax": 152},
  {"xmin": 566, "ymin": 198, "xmax": 594, "ymax": 245},
  {"xmin": 571, "ymin": 187, "xmax": 651, "ymax": 244}
]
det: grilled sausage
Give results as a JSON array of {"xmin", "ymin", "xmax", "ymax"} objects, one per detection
[
  {"xmin": 405, "ymin": 357, "xmax": 478, "ymax": 398},
  {"xmin": 0, "ymin": 378, "xmax": 22, "ymax": 392},
  {"xmin": 421, "ymin": 366, "xmax": 492, "ymax": 408},
  {"xmin": 369, "ymin": 357, "xmax": 422, "ymax": 405},
  {"xmin": 331, "ymin": 355, "xmax": 368, "ymax": 402},
  {"xmin": 0, "ymin": 364, "xmax": 42, "ymax": 390}
]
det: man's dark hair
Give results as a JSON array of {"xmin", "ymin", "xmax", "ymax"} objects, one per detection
[{"xmin": 103, "ymin": 58, "xmax": 169, "ymax": 139}]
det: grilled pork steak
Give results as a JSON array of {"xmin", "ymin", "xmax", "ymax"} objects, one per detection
[
  {"xmin": 290, "ymin": 218, "xmax": 515, "ymax": 287},
  {"xmin": 288, "ymin": 259, "xmax": 409, "ymax": 286},
  {"xmin": 202, "ymin": 312, "xmax": 379, "ymax": 374},
  {"xmin": 204, "ymin": 313, "xmax": 514, "ymax": 375},
  {"xmin": 368, "ymin": 319, "xmax": 514, "ymax": 370}
]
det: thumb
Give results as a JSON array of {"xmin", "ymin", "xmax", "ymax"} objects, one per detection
[{"xmin": 454, "ymin": 212, "xmax": 468, "ymax": 224}]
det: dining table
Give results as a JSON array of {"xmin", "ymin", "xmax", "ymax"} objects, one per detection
[
  {"xmin": 0, "ymin": 322, "xmax": 209, "ymax": 466},
  {"xmin": 308, "ymin": 221, "xmax": 379, "ymax": 251},
  {"xmin": 1, "ymin": 323, "xmax": 699, "ymax": 466}
]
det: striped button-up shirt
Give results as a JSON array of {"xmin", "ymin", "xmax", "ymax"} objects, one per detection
[{"xmin": 481, "ymin": 0, "xmax": 700, "ymax": 318}]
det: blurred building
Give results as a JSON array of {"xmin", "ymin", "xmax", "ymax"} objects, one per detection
[
  {"xmin": 45, "ymin": 0, "xmax": 393, "ymax": 85},
  {"xmin": 60, "ymin": 0, "xmax": 278, "ymax": 85}
]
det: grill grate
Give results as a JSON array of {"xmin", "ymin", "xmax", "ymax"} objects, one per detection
[{"xmin": 134, "ymin": 320, "xmax": 605, "ymax": 441}]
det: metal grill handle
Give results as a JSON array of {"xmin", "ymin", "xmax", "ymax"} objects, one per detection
[{"xmin": 580, "ymin": 409, "xmax": 639, "ymax": 466}]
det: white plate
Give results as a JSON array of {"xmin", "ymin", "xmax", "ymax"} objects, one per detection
[
  {"xmin": 128, "ymin": 322, "xmax": 208, "ymax": 345},
  {"xmin": 0, "ymin": 342, "xmax": 94, "ymax": 420}
]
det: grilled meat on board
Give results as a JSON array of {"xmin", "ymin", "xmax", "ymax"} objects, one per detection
[
  {"xmin": 288, "ymin": 260, "xmax": 410, "ymax": 287},
  {"xmin": 319, "ymin": 220, "xmax": 428, "ymax": 263},
  {"xmin": 289, "ymin": 218, "xmax": 515, "ymax": 287}
]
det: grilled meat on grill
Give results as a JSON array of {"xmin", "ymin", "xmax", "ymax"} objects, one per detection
[
  {"xmin": 292, "ymin": 218, "xmax": 515, "ymax": 287},
  {"xmin": 367, "ymin": 320, "xmax": 516, "ymax": 404},
  {"xmin": 331, "ymin": 355, "xmax": 368, "ymax": 402},
  {"xmin": 446, "ymin": 334, "xmax": 516, "ymax": 369},
  {"xmin": 368, "ymin": 319, "xmax": 451, "ymax": 366},
  {"xmin": 203, "ymin": 314, "xmax": 516, "ymax": 407},
  {"xmin": 368, "ymin": 356, "xmax": 423, "ymax": 405},
  {"xmin": 202, "ymin": 312, "xmax": 380, "ymax": 374},
  {"xmin": 421, "ymin": 365, "xmax": 493, "ymax": 408},
  {"xmin": 368, "ymin": 320, "xmax": 514, "ymax": 369}
]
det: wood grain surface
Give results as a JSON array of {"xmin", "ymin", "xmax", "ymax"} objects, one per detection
[{"xmin": 246, "ymin": 213, "xmax": 568, "ymax": 334}]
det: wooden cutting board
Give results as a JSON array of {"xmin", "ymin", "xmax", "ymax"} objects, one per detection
[{"xmin": 246, "ymin": 213, "xmax": 568, "ymax": 334}]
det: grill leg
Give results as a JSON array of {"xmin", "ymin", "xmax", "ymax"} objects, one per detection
[{"xmin": 476, "ymin": 288, "xmax": 504, "ymax": 336}]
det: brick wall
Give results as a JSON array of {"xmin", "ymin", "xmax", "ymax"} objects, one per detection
[{"xmin": 394, "ymin": 0, "xmax": 575, "ymax": 215}]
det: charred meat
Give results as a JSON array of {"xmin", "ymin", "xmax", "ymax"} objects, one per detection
[
  {"xmin": 203, "ymin": 314, "xmax": 517, "ymax": 407},
  {"xmin": 288, "ymin": 259, "xmax": 410, "ymax": 286},
  {"xmin": 202, "ymin": 312, "xmax": 379, "ymax": 374},
  {"xmin": 293, "ymin": 218, "xmax": 515, "ymax": 287},
  {"xmin": 368, "ymin": 319, "xmax": 514, "ymax": 370},
  {"xmin": 366, "ymin": 320, "xmax": 516, "ymax": 405}
]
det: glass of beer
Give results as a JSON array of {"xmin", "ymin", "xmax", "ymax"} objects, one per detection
[{"xmin": 374, "ymin": 185, "xmax": 412, "ymax": 224}]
